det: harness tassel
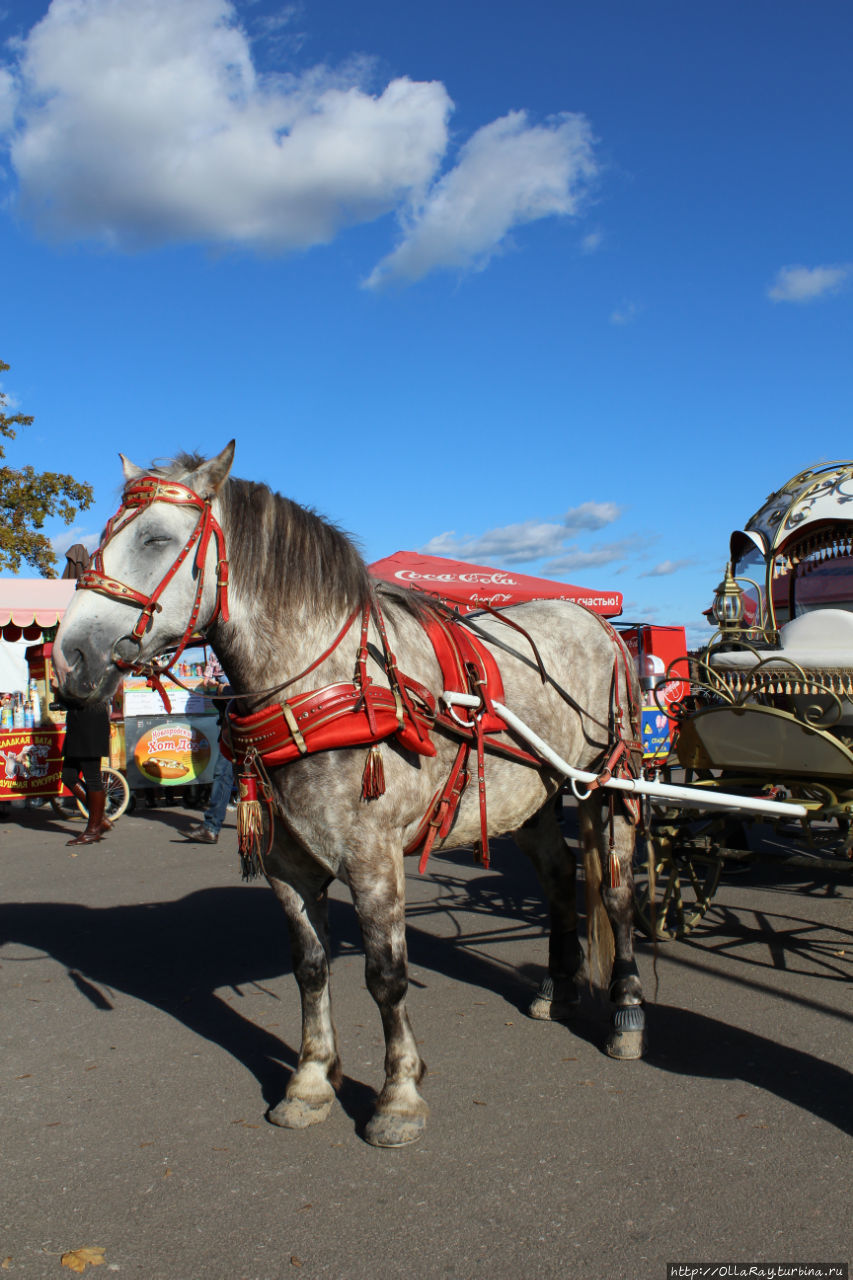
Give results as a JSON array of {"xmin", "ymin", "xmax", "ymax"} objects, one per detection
[
  {"xmin": 361, "ymin": 744, "xmax": 386, "ymax": 799},
  {"xmin": 609, "ymin": 849, "xmax": 622, "ymax": 888},
  {"xmin": 237, "ymin": 767, "xmax": 264, "ymax": 880}
]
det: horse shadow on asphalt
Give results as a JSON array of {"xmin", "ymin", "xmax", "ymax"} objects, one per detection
[{"xmin": 2, "ymin": 846, "xmax": 851, "ymax": 1138}]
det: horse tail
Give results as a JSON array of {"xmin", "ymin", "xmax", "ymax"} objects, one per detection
[{"xmin": 580, "ymin": 804, "xmax": 615, "ymax": 991}]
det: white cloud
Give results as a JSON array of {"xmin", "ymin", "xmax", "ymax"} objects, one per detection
[
  {"xmin": 3, "ymin": 0, "xmax": 450, "ymax": 250},
  {"xmin": 422, "ymin": 499, "xmax": 623, "ymax": 565},
  {"xmin": 562, "ymin": 500, "xmax": 622, "ymax": 534},
  {"xmin": 610, "ymin": 300, "xmax": 638, "ymax": 325},
  {"xmin": 580, "ymin": 227, "xmax": 603, "ymax": 254},
  {"xmin": 768, "ymin": 264, "xmax": 851, "ymax": 303},
  {"xmin": 422, "ymin": 521, "xmax": 568, "ymax": 565},
  {"xmin": 639, "ymin": 558, "xmax": 694, "ymax": 578},
  {"xmin": 363, "ymin": 110, "xmax": 598, "ymax": 287},
  {"xmin": 0, "ymin": 0, "xmax": 601, "ymax": 284},
  {"xmin": 0, "ymin": 381, "xmax": 20, "ymax": 410},
  {"xmin": 0, "ymin": 67, "xmax": 14, "ymax": 132},
  {"xmin": 51, "ymin": 526, "xmax": 100, "ymax": 557},
  {"xmin": 544, "ymin": 539, "xmax": 644, "ymax": 573}
]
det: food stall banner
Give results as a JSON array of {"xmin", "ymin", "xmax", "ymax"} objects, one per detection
[
  {"xmin": 0, "ymin": 726, "xmax": 64, "ymax": 798},
  {"xmin": 368, "ymin": 551, "xmax": 622, "ymax": 617},
  {"xmin": 125, "ymin": 715, "xmax": 220, "ymax": 789}
]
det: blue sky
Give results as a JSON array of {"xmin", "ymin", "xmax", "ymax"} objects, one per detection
[{"xmin": 1, "ymin": 0, "xmax": 851, "ymax": 644}]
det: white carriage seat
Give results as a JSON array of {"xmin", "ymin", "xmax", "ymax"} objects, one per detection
[{"xmin": 709, "ymin": 609, "xmax": 853, "ymax": 674}]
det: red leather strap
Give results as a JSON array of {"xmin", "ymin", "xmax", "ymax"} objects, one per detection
[
  {"xmin": 226, "ymin": 680, "xmax": 437, "ymax": 768},
  {"xmin": 474, "ymin": 718, "xmax": 489, "ymax": 867},
  {"xmin": 412, "ymin": 741, "xmax": 471, "ymax": 871},
  {"xmin": 419, "ymin": 612, "xmax": 506, "ymax": 733},
  {"xmin": 78, "ymin": 571, "xmax": 154, "ymax": 610}
]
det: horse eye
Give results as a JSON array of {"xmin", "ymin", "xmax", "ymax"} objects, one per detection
[{"xmin": 144, "ymin": 535, "xmax": 172, "ymax": 547}]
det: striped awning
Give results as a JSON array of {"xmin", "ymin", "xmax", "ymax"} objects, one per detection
[{"xmin": 0, "ymin": 579, "xmax": 77, "ymax": 641}]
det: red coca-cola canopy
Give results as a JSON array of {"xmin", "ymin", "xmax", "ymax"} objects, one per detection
[{"xmin": 368, "ymin": 551, "xmax": 622, "ymax": 617}]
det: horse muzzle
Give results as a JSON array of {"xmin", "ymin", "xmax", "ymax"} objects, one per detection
[{"xmin": 53, "ymin": 631, "xmax": 123, "ymax": 705}]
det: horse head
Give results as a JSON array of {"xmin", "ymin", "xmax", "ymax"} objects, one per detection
[{"xmin": 54, "ymin": 442, "xmax": 235, "ymax": 704}]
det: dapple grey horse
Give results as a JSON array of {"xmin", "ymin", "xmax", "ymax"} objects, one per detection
[{"xmin": 53, "ymin": 442, "xmax": 646, "ymax": 1146}]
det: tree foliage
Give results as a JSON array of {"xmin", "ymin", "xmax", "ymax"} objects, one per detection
[{"xmin": 0, "ymin": 360, "xmax": 95, "ymax": 577}]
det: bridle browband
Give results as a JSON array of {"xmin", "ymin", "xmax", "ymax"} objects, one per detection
[{"xmin": 79, "ymin": 475, "xmax": 229, "ymax": 686}]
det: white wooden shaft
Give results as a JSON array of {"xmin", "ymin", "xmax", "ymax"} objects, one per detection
[{"xmin": 440, "ymin": 691, "xmax": 808, "ymax": 819}]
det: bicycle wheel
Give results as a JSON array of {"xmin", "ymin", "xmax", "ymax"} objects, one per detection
[{"xmin": 75, "ymin": 768, "xmax": 131, "ymax": 822}]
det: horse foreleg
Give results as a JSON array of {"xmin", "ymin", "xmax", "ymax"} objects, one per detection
[
  {"xmin": 514, "ymin": 796, "xmax": 586, "ymax": 1020},
  {"xmin": 348, "ymin": 851, "xmax": 428, "ymax": 1148},
  {"xmin": 578, "ymin": 798, "xmax": 647, "ymax": 1060},
  {"xmin": 266, "ymin": 875, "xmax": 342, "ymax": 1129}
]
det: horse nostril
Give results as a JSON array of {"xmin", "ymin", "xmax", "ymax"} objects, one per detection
[{"xmin": 52, "ymin": 643, "xmax": 79, "ymax": 683}]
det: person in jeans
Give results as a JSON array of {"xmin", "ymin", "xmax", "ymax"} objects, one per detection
[{"xmin": 186, "ymin": 679, "xmax": 234, "ymax": 845}]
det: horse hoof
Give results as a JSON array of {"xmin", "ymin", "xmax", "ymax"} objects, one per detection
[
  {"xmin": 605, "ymin": 1004, "xmax": 646, "ymax": 1060},
  {"xmin": 267, "ymin": 1095, "xmax": 334, "ymax": 1129},
  {"xmin": 528, "ymin": 976, "xmax": 580, "ymax": 1021},
  {"xmin": 364, "ymin": 1112, "xmax": 426, "ymax": 1148}
]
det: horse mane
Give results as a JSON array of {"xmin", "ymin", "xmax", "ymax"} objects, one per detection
[
  {"xmin": 226, "ymin": 478, "xmax": 373, "ymax": 615},
  {"xmin": 138, "ymin": 451, "xmax": 441, "ymax": 625},
  {"xmin": 140, "ymin": 452, "xmax": 373, "ymax": 616}
]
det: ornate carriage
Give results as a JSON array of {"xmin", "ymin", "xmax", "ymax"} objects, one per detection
[{"xmin": 636, "ymin": 460, "xmax": 853, "ymax": 938}]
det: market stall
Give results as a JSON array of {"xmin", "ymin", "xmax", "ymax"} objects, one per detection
[
  {"xmin": 0, "ymin": 578, "xmax": 76, "ymax": 694},
  {"xmin": 0, "ymin": 577, "xmax": 222, "ymax": 812},
  {"xmin": 0, "ymin": 579, "xmax": 76, "ymax": 803}
]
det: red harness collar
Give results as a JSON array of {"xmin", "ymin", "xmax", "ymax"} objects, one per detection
[
  {"xmin": 225, "ymin": 600, "xmax": 439, "ymax": 767},
  {"xmin": 79, "ymin": 475, "xmax": 229, "ymax": 698},
  {"xmin": 225, "ymin": 596, "xmax": 543, "ymax": 871}
]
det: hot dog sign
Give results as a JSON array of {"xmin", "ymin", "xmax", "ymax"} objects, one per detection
[{"xmin": 133, "ymin": 723, "xmax": 212, "ymax": 784}]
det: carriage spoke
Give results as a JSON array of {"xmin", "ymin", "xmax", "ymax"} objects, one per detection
[{"xmin": 634, "ymin": 828, "xmax": 722, "ymax": 941}]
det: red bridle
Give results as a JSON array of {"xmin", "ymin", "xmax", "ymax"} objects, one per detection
[{"xmin": 79, "ymin": 475, "xmax": 229, "ymax": 679}]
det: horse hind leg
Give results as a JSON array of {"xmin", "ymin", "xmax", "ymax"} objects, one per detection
[
  {"xmin": 578, "ymin": 796, "xmax": 647, "ymax": 1060},
  {"xmin": 266, "ymin": 875, "xmax": 342, "ymax": 1130},
  {"xmin": 348, "ymin": 848, "xmax": 428, "ymax": 1148},
  {"xmin": 513, "ymin": 795, "xmax": 586, "ymax": 1021}
]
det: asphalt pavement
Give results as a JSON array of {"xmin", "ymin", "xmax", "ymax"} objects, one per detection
[{"xmin": 1, "ymin": 796, "xmax": 851, "ymax": 1280}]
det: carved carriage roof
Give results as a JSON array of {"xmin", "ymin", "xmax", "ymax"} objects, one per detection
[{"xmin": 732, "ymin": 460, "xmax": 853, "ymax": 558}]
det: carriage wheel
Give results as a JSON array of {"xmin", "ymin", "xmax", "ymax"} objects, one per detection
[
  {"xmin": 632, "ymin": 826, "xmax": 723, "ymax": 941},
  {"xmin": 73, "ymin": 769, "xmax": 131, "ymax": 822}
]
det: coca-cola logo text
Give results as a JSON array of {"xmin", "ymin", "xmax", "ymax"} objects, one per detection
[{"xmin": 395, "ymin": 569, "xmax": 518, "ymax": 586}]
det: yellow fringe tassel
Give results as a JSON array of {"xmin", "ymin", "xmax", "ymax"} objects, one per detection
[
  {"xmin": 237, "ymin": 769, "xmax": 265, "ymax": 879},
  {"xmin": 609, "ymin": 850, "xmax": 622, "ymax": 888}
]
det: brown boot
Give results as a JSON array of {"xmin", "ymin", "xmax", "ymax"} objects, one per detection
[{"xmin": 66, "ymin": 790, "xmax": 112, "ymax": 846}]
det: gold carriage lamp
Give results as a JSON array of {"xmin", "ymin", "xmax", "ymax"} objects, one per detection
[{"xmin": 712, "ymin": 562, "xmax": 745, "ymax": 632}]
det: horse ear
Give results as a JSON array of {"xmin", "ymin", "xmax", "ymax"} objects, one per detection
[
  {"xmin": 120, "ymin": 454, "xmax": 146, "ymax": 483},
  {"xmin": 190, "ymin": 440, "xmax": 235, "ymax": 500}
]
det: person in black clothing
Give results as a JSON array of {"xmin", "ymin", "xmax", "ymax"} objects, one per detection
[{"xmin": 59, "ymin": 700, "xmax": 112, "ymax": 846}]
